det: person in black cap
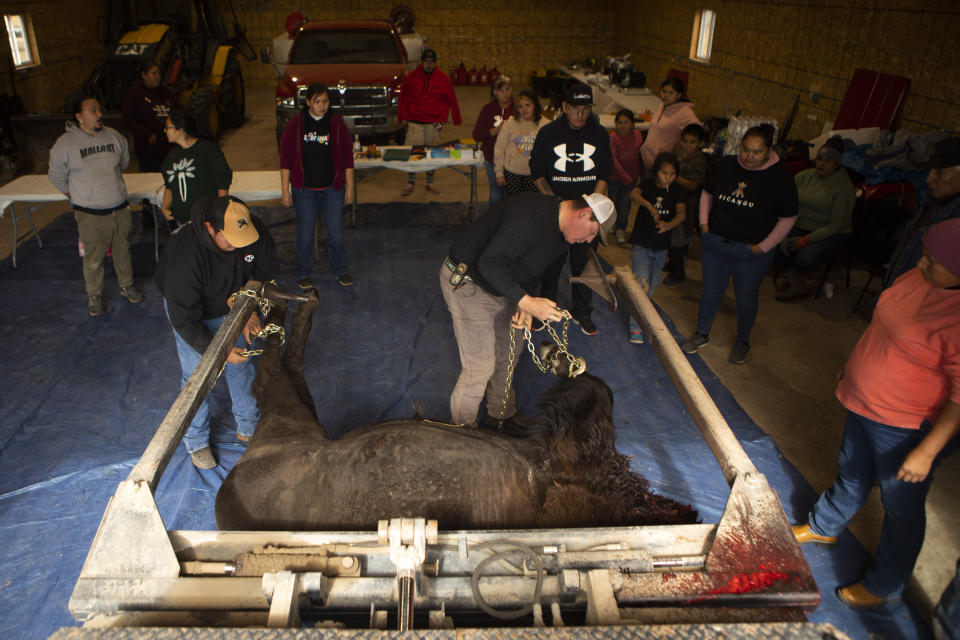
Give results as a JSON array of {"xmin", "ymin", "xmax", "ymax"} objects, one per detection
[
  {"xmin": 155, "ymin": 196, "xmax": 281, "ymax": 469},
  {"xmin": 397, "ymin": 48, "xmax": 462, "ymax": 197},
  {"xmin": 884, "ymin": 136, "xmax": 960, "ymax": 287},
  {"xmin": 529, "ymin": 80, "xmax": 613, "ymax": 336}
]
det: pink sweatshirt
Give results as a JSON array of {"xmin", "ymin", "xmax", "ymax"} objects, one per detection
[{"xmin": 640, "ymin": 101, "xmax": 699, "ymax": 171}]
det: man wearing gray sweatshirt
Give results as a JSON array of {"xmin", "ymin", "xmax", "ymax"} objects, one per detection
[{"xmin": 49, "ymin": 96, "xmax": 143, "ymax": 316}]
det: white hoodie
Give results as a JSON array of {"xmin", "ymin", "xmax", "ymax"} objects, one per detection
[{"xmin": 48, "ymin": 121, "xmax": 129, "ymax": 210}]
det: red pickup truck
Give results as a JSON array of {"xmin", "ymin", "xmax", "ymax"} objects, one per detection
[{"xmin": 275, "ymin": 20, "xmax": 407, "ymax": 143}]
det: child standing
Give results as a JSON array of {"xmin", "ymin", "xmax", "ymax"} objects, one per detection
[
  {"xmin": 665, "ymin": 123, "xmax": 708, "ymax": 284},
  {"xmin": 493, "ymin": 89, "xmax": 548, "ymax": 195},
  {"xmin": 472, "ymin": 76, "xmax": 514, "ymax": 207},
  {"xmin": 609, "ymin": 109, "xmax": 645, "ymax": 243},
  {"xmin": 628, "ymin": 152, "xmax": 686, "ymax": 343}
]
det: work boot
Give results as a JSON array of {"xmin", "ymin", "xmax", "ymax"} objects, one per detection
[
  {"xmin": 88, "ymin": 294, "xmax": 107, "ymax": 317},
  {"xmin": 190, "ymin": 447, "xmax": 217, "ymax": 469},
  {"xmin": 836, "ymin": 582, "xmax": 895, "ymax": 611},
  {"xmin": 120, "ymin": 285, "xmax": 144, "ymax": 304},
  {"xmin": 792, "ymin": 523, "xmax": 837, "ymax": 546}
]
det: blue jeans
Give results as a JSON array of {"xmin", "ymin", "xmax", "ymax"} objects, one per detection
[
  {"xmin": 165, "ymin": 302, "xmax": 260, "ymax": 453},
  {"xmin": 774, "ymin": 228, "xmax": 852, "ymax": 274},
  {"xmin": 696, "ymin": 231, "xmax": 775, "ymax": 342},
  {"xmin": 608, "ymin": 180, "xmax": 633, "ymax": 230},
  {"xmin": 292, "ymin": 186, "xmax": 347, "ymax": 278},
  {"xmin": 484, "ymin": 160, "xmax": 506, "ymax": 207},
  {"xmin": 809, "ymin": 411, "xmax": 958, "ymax": 598},
  {"xmin": 630, "ymin": 246, "xmax": 667, "ymax": 333}
]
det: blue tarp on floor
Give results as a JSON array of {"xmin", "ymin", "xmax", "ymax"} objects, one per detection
[{"xmin": 0, "ymin": 203, "xmax": 932, "ymax": 639}]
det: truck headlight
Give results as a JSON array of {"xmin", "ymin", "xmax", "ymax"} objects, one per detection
[{"xmin": 276, "ymin": 97, "xmax": 297, "ymax": 109}]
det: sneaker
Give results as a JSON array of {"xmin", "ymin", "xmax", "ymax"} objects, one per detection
[
  {"xmin": 663, "ymin": 271, "xmax": 686, "ymax": 286},
  {"xmin": 425, "ymin": 184, "xmax": 440, "ymax": 195},
  {"xmin": 729, "ymin": 339, "xmax": 751, "ymax": 364},
  {"xmin": 298, "ymin": 277, "xmax": 315, "ymax": 290},
  {"xmin": 88, "ymin": 294, "xmax": 107, "ymax": 316},
  {"xmin": 190, "ymin": 447, "xmax": 217, "ymax": 469},
  {"xmin": 572, "ymin": 316, "xmax": 598, "ymax": 336},
  {"xmin": 120, "ymin": 285, "xmax": 144, "ymax": 304},
  {"xmin": 400, "ymin": 183, "xmax": 414, "ymax": 196},
  {"xmin": 615, "ymin": 229, "xmax": 626, "ymax": 244},
  {"xmin": 630, "ymin": 331, "xmax": 645, "ymax": 344},
  {"xmin": 337, "ymin": 273, "xmax": 355, "ymax": 287},
  {"xmin": 681, "ymin": 332, "xmax": 709, "ymax": 354}
]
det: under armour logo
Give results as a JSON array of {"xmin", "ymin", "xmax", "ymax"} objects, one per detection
[
  {"xmin": 733, "ymin": 182, "xmax": 746, "ymax": 198},
  {"xmin": 553, "ymin": 143, "xmax": 596, "ymax": 172}
]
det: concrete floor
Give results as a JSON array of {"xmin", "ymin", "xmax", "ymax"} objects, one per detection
[{"xmin": 2, "ymin": 83, "xmax": 956, "ymax": 618}]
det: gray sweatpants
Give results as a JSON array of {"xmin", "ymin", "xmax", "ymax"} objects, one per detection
[
  {"xmin": 438, "ymin": 263, "xmax": 518, "ymax": 426},
  {"xmin": 75, "ymin": 207, "xmax": 134, "ymax": 296}
]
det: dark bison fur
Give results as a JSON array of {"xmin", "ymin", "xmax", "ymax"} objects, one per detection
[{"xmin": 215, "ymin": 291, "xmax": 697, "ymax": 531}]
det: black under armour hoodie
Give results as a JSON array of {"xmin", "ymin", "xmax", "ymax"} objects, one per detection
[{"xmin": 528, "ymin": 113, "xmax": 613, "ymax": 199}]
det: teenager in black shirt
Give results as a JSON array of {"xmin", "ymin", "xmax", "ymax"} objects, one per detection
[{"xmin": 681, "ymin": 125, "xmax": 797, "ymax": 364}]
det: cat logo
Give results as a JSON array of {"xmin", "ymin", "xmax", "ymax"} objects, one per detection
[
  {"xmin": 733, "ymin": 182, "xmax": 747, "ymax": 199},
  {"xmin": 553, "ymin": 143, "xmax": 596, "ymax": 172},
  {"xmin": 236, "ymin": 217, "xmax": 249, "ymax": 230}
]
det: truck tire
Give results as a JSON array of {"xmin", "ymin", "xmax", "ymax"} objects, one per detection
[
  {"xmin": 189, "ymin": 85, "xmax": 220, "ymax": 141},
  {"xmin": 221, "ymin": 57, "xmax": 245, "ymax": 128}
]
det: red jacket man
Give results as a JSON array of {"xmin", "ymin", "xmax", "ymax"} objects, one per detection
[{"xmin": 396, "ymin": 48, "xmax": 462, "ymax": 196}]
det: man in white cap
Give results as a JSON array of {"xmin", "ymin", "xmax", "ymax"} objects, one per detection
[
  {"xmin": 155, "ymin": 196, "xmax": 280, "ymax": 468},
  {"xmin": 439, "ymin": 191, "xmax": 615, "ymax": 430}
]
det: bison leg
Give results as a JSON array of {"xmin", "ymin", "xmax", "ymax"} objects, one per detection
[
  {"xmin": 249, "ymin": 290, "xmax": 326, "ymax": 439},
  {"xmin": 280, "ymin": 288, "xmax": 320, "ymax": 420}
]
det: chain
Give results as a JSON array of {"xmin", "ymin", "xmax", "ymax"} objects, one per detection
[
  {"xmin": 234, "ymin": 285, "xmax": 274, "ymax": 318},
  {"xmin": 496, "ymin": 307, "xmax": 586, "ymax": 431},
  {"xmin": 237, "ymin": 323, "xmax": 286, "ymax": 357}
]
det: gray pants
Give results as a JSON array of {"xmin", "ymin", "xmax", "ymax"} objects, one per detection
[
  {"xmin": 75, "ymin": 207, "xmax": 134, "ymax": 296},
  {"xmin": 438, "ymin": 263, "xmax": 518, "ymax": 426}
]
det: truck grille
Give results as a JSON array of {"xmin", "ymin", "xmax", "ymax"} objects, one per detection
[{"xmin": 295, "ymin": 85, "xmax": 391, "ymax": 110}]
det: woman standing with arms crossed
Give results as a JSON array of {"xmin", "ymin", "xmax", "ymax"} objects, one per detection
[
  {"xmin": 279, "ymin": 82, "xmax": 355, "ymax": 288},
  {"xmin": 793, "ymin": 218, "xmax": 960, "ymax": 610},
  {"xmin": 161, "ymin": 110, "xmax": 232, "ymax": 225},
  {"xmin": 681, "ymin": 124, "xmax": 797, "ymax": 364}
]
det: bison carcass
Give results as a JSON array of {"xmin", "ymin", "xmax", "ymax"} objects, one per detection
[{"xmin": 215, "ymin": 291, "xmax": 697, "ymax": 531}]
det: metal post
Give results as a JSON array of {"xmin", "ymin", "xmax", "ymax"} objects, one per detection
[
  {"xmin": 127, "ymin": 281, "xmax": 261, "ymax": 491},
  {"xmin": 614, "ymin": 265, "xmax": 756, "ymax": 484}
]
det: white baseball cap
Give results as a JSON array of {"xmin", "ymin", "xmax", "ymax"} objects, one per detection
[{"xmin": 583, "ymin": 193, "xmax": 616, "ymax": 245}]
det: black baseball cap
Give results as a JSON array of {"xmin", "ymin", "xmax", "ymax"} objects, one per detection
[
  {"xmin": 926, "ymin": 136, "xmax": 960, "ymax": 169},
  {"xmin": 421, "ymin": 48, "xmax": 437, "ymax": 62},
  {"xmin": 562, "ymin": 81, "xmax": 593, "ymax": 107}
]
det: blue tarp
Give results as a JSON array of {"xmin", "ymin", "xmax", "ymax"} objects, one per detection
[{"xmin": 0, "ymin": 203, "xmax": 932, "ymax": 639}]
